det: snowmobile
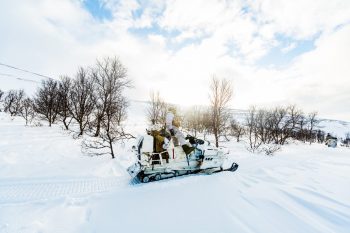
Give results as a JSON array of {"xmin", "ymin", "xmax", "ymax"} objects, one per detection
[{"xmin": 127, "ymin": 133, "xmax": 239, "ymax": 183}]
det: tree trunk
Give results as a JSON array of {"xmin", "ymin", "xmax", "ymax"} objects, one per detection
[
  {"xmin": 108, "ymin": 134, "xmax": 115, "ymax": 159},
  {"xmin": 94, "ymin": 117, "xmax": 101, "ymax": 137},
  {"xmin": 214, "ymin": 131, "xmax": 219, "ymax": 147},
  {"xmin": 63, "ymin": 118, "xmax": 69, "ymax": 130},
  {"xmin": 79, "ymin": 122, "xmax": 84, "ymax": 136},
  {"xmin": 110, "ymin": 141, "xmax": 115, "ymax": 159}
]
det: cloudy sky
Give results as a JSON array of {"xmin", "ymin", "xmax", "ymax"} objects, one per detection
[{"xmin": 0, "ymin": 0, "xmax": 350, "ymax": 120}]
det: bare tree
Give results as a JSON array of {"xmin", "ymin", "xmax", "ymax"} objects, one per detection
[
  {"xmin": 34, "ymin": 80, "xmax": 60, "ymax": 126},
  {"xmin": 209, "ymin": 76, "xmax": 233, "ymax": 147},
  {"xmin": 183, "ymin": 106, "xmax": 205, "ymax": 137},
  {"xmin": 297, "ymin": 114, "xmax": 308, "ymax": 142},
  {"xmin": 20, "ymin": 97, "xmax": 35, "ymax": 125},
  {"xmin": 307, "ymin": 112, "xmax": 319, "ymax": 144},
  {"xmin": 146, "ymin": 91, "xmax": 167, "ymax": 126},
  {"xmin": 255, "ymin": 109, "xmax": 270, "ymax": 143},
  {"xmin": 101, "ymin": 92, "xmax": 132, "ymax": 158},
  {"xmin": 200, "ymin": 108, "xmax": 213, "ymax": 140},
  {"xmin": 57, "ymin": 76, "xmax": 73, "ymax": 130},
  {"xmin": 230, "ymin": 118, "xmax": 245, "ymax": 142},
  {"xmin": 343, "ymin": 132, "xmax": 350, "ymax": 147},
  {"xmin": 91, "ymin": 57, "xmax": 130, "ymax": 137},
  {"xmin": 0, "ymin": 89, "xmax": 3, "ymax": 112},
  {"xmin": 69, "ymin": 67, "xmax": 95, "ymax": 136},
  {"xmin": 89, "ymin": 95, "xmax": 132, "ymax": 158},
  {"xmin": 114, "ymin": 95, "xmax": 129, "ymax": 126},
  {"xmin": 82, "ymin": 57, "xmax": 132, "ymax": 158},
  {"xmin": 245, "ymin": 107, "xmax": 262, "ymax": 152},
  {"xmin": 269, "ymin": 107, "xmax": 287, "ymax": 144},
  {"xmin": 0, "ymin": 89, "xmax": 3, "ymax": 101},
  {"xmin": 82, "ymin": 119, "xmax": 134, "ymax": 159},
  {"xmin": 4, "ymin": 89, "xmax": 25, "ymax": 116},
  {"xmin": 274, "ymin": 105, "xmax": 303, "ymax": 145}
]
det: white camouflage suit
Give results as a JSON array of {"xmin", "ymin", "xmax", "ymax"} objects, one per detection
[{"xmin": 165, "ymin": 111, "xmax": 187, "ymax": 146}]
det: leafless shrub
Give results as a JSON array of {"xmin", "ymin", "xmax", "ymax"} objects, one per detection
[
  {"xmin": 260, "ymin": 144, "xmax": 281, "ymax": 156},
  {"xmin": 32, "ymin": 121, "xmax": 43, "ymax": 127}
]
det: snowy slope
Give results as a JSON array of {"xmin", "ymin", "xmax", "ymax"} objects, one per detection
[
  {"xmin": 0, "ymin": 103, "xmax": 350, "ymax": 233},
  {"xmin": 318, "ymin": 119, "xmax": 350, "ymax": 138}
]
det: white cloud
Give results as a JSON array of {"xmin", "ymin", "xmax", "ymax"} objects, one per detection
[
  {"xmin": 249, "ymin": 0, "xmax": 350, "ymax": 39},
  {"xmin": 0, "ymin": 0, "xmax": 350, "ymax": 121},
  {"xmin": 158, "ymin": 0, "xmax": 271, "ymax": 62},
  {"xmin": 286, "ymin": 25, "xmax": 350, "ymax": 119},
  {"xmin": 148, "ymin": 34, "xmax": 166, "ymax": 48}
]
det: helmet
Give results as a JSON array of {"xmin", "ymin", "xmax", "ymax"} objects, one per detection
[{"xmin": 168, "ymin": 106, "xmax": 176, "ymax": 113}]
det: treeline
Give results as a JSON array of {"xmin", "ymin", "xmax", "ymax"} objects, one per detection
[
  {"xmin": 145, "ymin": 81, "xmax": 329, "ymax": 155},
  {"xmin": 0, "ymin": 57, "xmax": 132, "ymax": 158},
  {"xmin": 186, "ymin": 105, "xmax": 327, "ymax": 155},
  {"xmin": 243, "ymin": 106, "xmax": 322, "ymax": 154}
]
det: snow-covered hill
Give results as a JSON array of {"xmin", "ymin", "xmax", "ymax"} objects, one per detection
[{"xmin": 0, "ymin": 102, "xmax": 350, "ymax": 233}]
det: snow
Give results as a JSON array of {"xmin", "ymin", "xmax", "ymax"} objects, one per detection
[
  {"xmin": 0, "ymin": 114, "xmax": 126, "ymax": 179},
  {"xmin": 1, "ymin": 102, "xmax": 350, "ymax": 233},
  {"xmin": 319, "ymin": 119, "xmax": 350, "ymax": 139}
]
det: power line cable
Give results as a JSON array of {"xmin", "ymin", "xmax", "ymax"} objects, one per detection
[
  {"xmin": 0, "ymin": 72, "xmax": 14, "ymax": 77},
  {"xmin": 0, "ymin": 62, "xmax": 56, "ymax": 80},
  {"xmin": 0, "ymin": 73, "xmax": 40, "ymax": 84}
]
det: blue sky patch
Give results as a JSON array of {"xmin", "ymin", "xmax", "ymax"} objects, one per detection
[
  {"xmin": 128, "ymin": 25, "xmax": 181, "ymax": 40},
  {"xmin": 83, "ymin": 0, "xmax": 112, "ymax": 21},
  {"xmin": 132, "ymin": 6, "xmax": 144, "ymax": 19},
  {"xmin": 256, "ymin": 34, "xmax": 317, "ymax": 68}
]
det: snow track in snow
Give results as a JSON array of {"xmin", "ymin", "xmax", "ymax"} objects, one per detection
[{"xmin": 0, "ymin": 177, "xmax": 128, "ymax": 204}]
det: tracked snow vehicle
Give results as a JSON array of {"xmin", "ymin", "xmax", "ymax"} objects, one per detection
[{"xmin": 127, "ymin": 134, "xmax": 238, "ymax": 183}]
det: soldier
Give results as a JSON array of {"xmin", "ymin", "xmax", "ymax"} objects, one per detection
[{"xmin": 166, "ymin": 107, "xmax": 194, "ymax": 155}]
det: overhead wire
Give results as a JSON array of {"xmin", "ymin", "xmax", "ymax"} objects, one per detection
[
  {"xmin": 0, "ymin": 62, "xmax": 56, "ymax": 80},
  {"xmin": 0, "ymin": 72, "xmax": 40, "ymax": 84}
]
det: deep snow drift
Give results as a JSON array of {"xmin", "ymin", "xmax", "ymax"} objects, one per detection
[{"xmin": 0, "ymin": 102, "xmax": 350, "ymax": 233}]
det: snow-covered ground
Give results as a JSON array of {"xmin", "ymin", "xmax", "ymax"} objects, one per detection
[{"xmin": 0, "ymin": 103, "xmax": 350, "ymax": 233}]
